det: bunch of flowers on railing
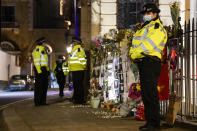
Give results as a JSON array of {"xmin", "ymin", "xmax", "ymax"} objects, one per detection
[
  {"xmin": 90, "ymin": 28, "xmax": 134, "ymax": 57},
  {"xmin": 90, "ymin": 23, "xmax": 144, "ymax": 62},
  {"xmin": 170, "ymin": 2, "xmax": 180, "ymax": 27},
  {"xmin": 90, "ymin": 29, "xmax": 119, "ymax": 58}
]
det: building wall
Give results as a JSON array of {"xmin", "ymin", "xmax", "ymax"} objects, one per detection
[
  {"xmin": 10, "ymin": 55, "xmax": 21, "ymax": 77},
  {"xmin": 90, "ymin": 0, "xmax": 117, "ymax": 38},
  {"xmin": 80, "ymin": 1, "xmax": 91, "ymax": 49},
  {"xmin": 190, "ymin": 0, "xmax": 197, "ymax": 20},
  {"xmin": 90, "ymin": 0, "xmax": 189, "ymax": 36},
  {"xmin": 159, "ymin": 0, "xmax": 186, "ymax": 27},
  {"xmin": 159, "ymin": 0, "xmax": 196, "ymax": 27},
  {"xmin": 185, "ymin": 0, "xmax": 190, "ymax": 23},
  {"xmin": 1, "ymin": 0, "xmax": 69, "ymax": 70},
  {"xmin": 0, "ymin": 50, "xmax": 21, "ymax": 81},
  {"xmin": 1, "ymin": 0, "xmax": 68, "ymax": 52},
  {"xmin": 91, "ymin": 1, "xmax": 101, "ymax": 39},
  {"xmin": 100, "ymin": 0, "xmax": 117, "ymax": 35}
]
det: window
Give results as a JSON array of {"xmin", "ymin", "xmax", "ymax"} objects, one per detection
[
  {"xmin": 1, "ymin": 6, "xmax": 16, "ymax": 28},
  {"xmin": 1, "ymin": 6, "xmax": 15, "ymax": 22},
  {"xmin": 118, "ymin": 0, "xmax": 155, "ymax": 29},
  {"xmin": 33, "ymin": 0, "xmax": 67, "ymax": 28}
]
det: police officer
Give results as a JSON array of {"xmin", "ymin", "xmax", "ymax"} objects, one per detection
[
  {"xmin": 68, "ymin": 37, "xmax": 87, "ymax": 104},
  {"xmin": 129, "ymin": 4, "xmax": 167, "ymax": 130},
  {"xmin": 32, "ymin": 37, "xmax": 50, "ymax": 106},
  {"xmin": 53, "ymin": 55, "xmax": 69, "ymax": 97}
]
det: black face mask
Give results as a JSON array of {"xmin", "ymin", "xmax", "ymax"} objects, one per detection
[{"xmin": 58, "ymin": 59, "xmax": 63, "ymax": 63}]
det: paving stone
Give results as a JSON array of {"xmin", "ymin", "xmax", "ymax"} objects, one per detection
[{"xmin": 2, "ymin": 94, "xmax": 197, "ymax": 131}]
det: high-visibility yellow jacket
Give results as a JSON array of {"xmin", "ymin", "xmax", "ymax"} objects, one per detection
[
  {"xmin": 53, "ymin": 61, "xmax": 69, "ymax": 75},
  {"xmin": 32, "ymin": 45, "xmax": 49, "ymax": 74},
  {"xmin": 129, "ymin": 19, "xmax": 167, "ymax": 60},
  {"xmin": 68, "ymin": 44, "xmax": 87, "ymax": 71}
]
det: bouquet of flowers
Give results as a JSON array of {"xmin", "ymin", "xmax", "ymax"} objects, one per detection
[
  {"xmin": 170, "ymin": 2, "xmax": 180, "ymax": 26},
  {"xmin": 89, "ymin": 83, "xmax": 101, "ymax": 98},
  {"xmin": 128, "ymin": 83, "xmax": 141, "ymax": 99}
]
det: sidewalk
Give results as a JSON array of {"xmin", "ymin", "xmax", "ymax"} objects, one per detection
[{"xmin": 1, "ymin": 92, "xmax": 197, "ymax": 131}]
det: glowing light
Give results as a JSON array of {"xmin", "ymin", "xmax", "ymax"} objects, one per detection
[
  {"xmin": 65, "ymin": 20, "xmax": 71, "ymax": 26},
  {"xmin": 67, "ymin": 46, "xmax": 72, "ymax": 53},
  {"xmin": 60, "ymin": 0, "xmax": 64, "ymax": 16}
]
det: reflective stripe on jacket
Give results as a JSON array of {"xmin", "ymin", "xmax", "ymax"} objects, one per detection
[
  {"xmin": 32, "ymin": 45, "xmax": 49, "ymax": 73},
  {"xmin": 129, "ymin": 19, "xmax": 167, "ymax": 60},
  {"xmin": 53, "ymin": 61, "xmax": 69, "ymax": 75},
  {"xmin": 68, "ymin": 45, "xmax": 87, "ymax": 71}
]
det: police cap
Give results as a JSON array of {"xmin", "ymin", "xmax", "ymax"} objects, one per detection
[
  {"xmin": 140, "ymin": 3, "xmax": 160, "ymax": 14},
  {"xmin": 72, "ymin": 36, "xmax": 82, "ymax": 43},
  {"xmin": 58, "ymin": 55, "xmax": 65, "ymax": 60},
  {"xmin": 36, "ymin": 37, "xmax": 46, "ymax": 45}
]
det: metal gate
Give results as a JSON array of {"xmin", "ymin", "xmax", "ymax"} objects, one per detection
[{"xmin": 161, "ymin": 18, "xmax": 197, "ymax": 122}]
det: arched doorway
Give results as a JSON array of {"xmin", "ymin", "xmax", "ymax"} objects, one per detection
[{"xmin": 0, "ymin": 40, "xmax": 20, "ymax": 52}]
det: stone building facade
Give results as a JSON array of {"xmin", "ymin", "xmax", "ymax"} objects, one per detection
[
  {"xmin": 1, "ymin": 0, "xmax": 196, "ymax": 75},
  {"xmin": 1, "ymin": 0, "xmax": 73, "ymax": 75}
]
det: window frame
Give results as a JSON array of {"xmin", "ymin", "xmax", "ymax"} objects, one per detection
[
  {"xmin": 1, "ymin": 6, "xmax": 16, "ymax": 22},
  {"xmin": 1, "ymin": 5, "xmax": 18, "ymax": 28},
  {"xmin": 117, "ymin": 0, "xmax": 156, "ymax": 29}
]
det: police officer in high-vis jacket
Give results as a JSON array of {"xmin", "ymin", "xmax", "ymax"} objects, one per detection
[
  {"xmin": 68, "ymin": 37, "xmax": 87, "ymax": 104},
  {"xmin": 32, "ymin": 37, "xmax": 50, "ymax": 106},
  {"xmin": 129, "ymin": 4, "xmax": 167, "ymax": 130},
  {"xmin": 53, "ymin": 55, "xmax": 69, "ymax": 97}
]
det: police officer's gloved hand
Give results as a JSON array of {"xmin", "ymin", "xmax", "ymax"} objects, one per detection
[
  {"xmin": 47, "ymin": 71, "xmax": 50, "ymax": 76},
  {"xmin": 41, "ymin": 67, "xmax": 47, "ymax": 75},
  {"xmin": 37, "ymin": 72, "xmax": 42, "ymax": 78}
]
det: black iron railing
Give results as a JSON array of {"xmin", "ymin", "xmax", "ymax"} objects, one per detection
[{"xmin": 161, "ymin": 18, "xmax": 197, "ymax": 122}]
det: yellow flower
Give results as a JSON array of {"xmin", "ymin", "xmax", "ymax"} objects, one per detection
[
  {"xmin": 157, "ymin": 85, "xmax": 165, "ymax": 92},
  {"xmin": 136, "ymin": 84, "xmax": 141, "ymax": 91},
  {"xmin": 170, "ymin": 2, "xmax": 180, "ymax": 9}
]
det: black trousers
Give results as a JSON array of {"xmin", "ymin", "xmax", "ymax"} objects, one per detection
[
  {"xmin": 136, "ymin": 57, "xmax": 161, "ymax": 127},
  {"xmin": 56, "ymin": 72, "xmax": 66, "ymax": 97},
  {"xmin": 34, "ymin": 67, "xmax": 49, "ymax": 106},
  {"xmin": 72, "ymin": 71, "xmax": 84, "ymax": 104}
]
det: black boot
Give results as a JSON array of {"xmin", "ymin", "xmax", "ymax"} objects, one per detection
[
  {"xmin": 140, "ymin": 124, "xmax": 160, "ymax": 131},
  {"xmin": 139, "ymin": 122, "xmax": 149, "ymax": 130}
]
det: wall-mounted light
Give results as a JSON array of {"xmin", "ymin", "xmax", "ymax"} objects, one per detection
[
  {"xmin": 65, "ymin": 20, "xmax": 71, "ymax": 26},
  {"xmin": 60, "ymin": 0, "xmax": 65, "ymax": 15},
  {"xmin": 78, "ymin": 0, "xmax": 81, "ymax": 8},
  {"xmin": 64, "ymin": 20, "xmax": 71, "ymax": 30}
]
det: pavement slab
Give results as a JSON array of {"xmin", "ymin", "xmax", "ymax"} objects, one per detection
[{"xmin": 1, "ymin": 94, "xmax": 197, "ymax": 131}]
